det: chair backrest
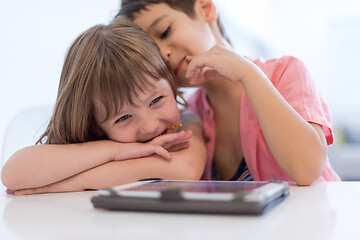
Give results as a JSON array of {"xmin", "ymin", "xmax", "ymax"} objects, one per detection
[{"xmin": 1, "ymin": 106, "xmax": 52, "ymax": 168}]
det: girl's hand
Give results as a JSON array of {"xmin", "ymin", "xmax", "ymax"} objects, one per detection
[
  {"xmin": 6, "ymin": 188, "xmax": 15, "ymax": 194},
  {"xmin": 10, "ymin": 179, "xmax": 83, "ymax": 196},
  {"xmin": 150, "ymin": 130, "xmax": 192, "ymax": 152},
  {"xmin": 185, "ymin": 45, "xmax": 253, "ymax": 85},
  {"xmin": 111, "ymin": 130, "xmax": 192, "ymax": 161},
  {"xmin": 11, "ymin": 185, "xmax": 55, "ymax": 196}
]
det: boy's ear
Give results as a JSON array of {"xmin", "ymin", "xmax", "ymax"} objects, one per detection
[{"xmin": 195, "ymin": 0, "xmax": 218, "ymax": 23}]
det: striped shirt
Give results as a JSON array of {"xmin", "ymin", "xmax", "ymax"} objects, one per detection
[{"xmin": 212, "ymin": 158, "xmax": 253, "ymax": 181}]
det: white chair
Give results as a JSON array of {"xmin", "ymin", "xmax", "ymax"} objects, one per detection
[{"xmin": 1, "ymin": 106, "xmax": 52, "ymax": 168}]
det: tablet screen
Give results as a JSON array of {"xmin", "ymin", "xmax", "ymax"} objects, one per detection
[
  {"xmin": 117, "ymin": 180, "xmax": 267, "ymax": 193},
  {"xmin": 106, "ymin": 180, "xmax": 283, "ymax": 202}
]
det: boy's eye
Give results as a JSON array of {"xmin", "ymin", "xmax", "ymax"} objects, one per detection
[
  {"xmin": 160, "ymin": 26, "xmax": 170, "ymax": 39},
  {"xmin": 150, "ymin": 96, "xmax": 163, "ymax": 106},
  {"xmin": 115, "ymin": 114, "xmax": 131, "ymax": 123}
]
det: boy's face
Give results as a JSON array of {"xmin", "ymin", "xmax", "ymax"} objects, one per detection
[
  {"xmin": 93, "ymin": 77, "xmax": 180, "ymax": 143},
  {"xmin": 133, "ymin": 3, "xmax": 217, "ymax": 87}
]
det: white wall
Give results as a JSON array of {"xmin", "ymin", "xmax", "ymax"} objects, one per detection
[
  {"xmin": 0, "ymin": 0, "xmax": 120, "ymax": 160},
  {"xmin": 1, "ymin": 0, "xmax": 360, "ymax": 162},
  {"xmin": 217, "ymin": 0, "xmax": 360, "ymax": 126}
]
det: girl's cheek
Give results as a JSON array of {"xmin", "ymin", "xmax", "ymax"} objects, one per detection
[
  {"xmin": 172, "ymin": 107, "xmax": 181, "ymax": 123},
  {"xmin": 108, "ymin": 127, "xmax": 137, "ymax": 143}
]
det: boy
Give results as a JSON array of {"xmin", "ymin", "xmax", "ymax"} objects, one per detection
[{"xmin": 117, "ymin": 0, "xmax": 340, "ymax": 185}]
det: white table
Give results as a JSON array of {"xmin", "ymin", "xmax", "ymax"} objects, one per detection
[{"xmin": 0, "ymin": 182, "xmax": 359, "ymax": 240}]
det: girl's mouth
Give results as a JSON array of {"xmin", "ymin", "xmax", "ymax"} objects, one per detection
[{"xmin": 141, "ymin": 124, "xmax": 182, "ymax": 143}]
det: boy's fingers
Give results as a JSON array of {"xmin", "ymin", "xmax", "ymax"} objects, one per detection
[
  {"xmin": 185, "ymin": 55, "xmax": 193, "ymax": 61},
  {"xmin": 185, "ymin": 54, "xmax": 211, "ymax": 78},
  {"xmin": 203, "ymin": 69, "xmax": 224, "ymax": 82}
]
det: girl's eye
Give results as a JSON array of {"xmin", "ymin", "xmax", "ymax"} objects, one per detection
[
  {"xmin": 160, "ymin": 26, "xmax": 170, "ymax": 39},
  {"xmin": 150, "ymin": 96, "xmax": 163, "ymax": 106},
  {"xmin": 115, "ymin": 114, "xmax": 131, "ymax": 124}
]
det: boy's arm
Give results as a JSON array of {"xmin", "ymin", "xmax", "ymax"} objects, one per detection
[
  {"xmin": 12, "ymin": 123, "xmax": 206, "ymax": 195},
  {"xmin": 1, "ymin": 131, "xmax": 192, "ymax": 190},
  {"xmin": 186, "ymin": 46, "xmax": 327, "ymax": 186}
]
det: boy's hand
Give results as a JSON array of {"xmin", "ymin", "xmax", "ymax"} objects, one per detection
[
  {"xmin": 111, "ymin": 130, "xmax": 192, "ymax": 161},
  {"xmin": 185, "ymin": 45, "xmax": 254, "ymax": 85}
]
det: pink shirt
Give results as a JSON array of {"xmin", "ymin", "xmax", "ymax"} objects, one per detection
[{"xmin": 187, "ymin": 56, "xmax": 340, "ymax": 182}]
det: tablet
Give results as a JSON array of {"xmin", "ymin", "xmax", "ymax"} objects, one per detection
[{"xmin": 91, "ymin": 180, "xmax": 289, "ymax": 215}]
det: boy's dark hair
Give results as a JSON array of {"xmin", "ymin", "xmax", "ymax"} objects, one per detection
[{"xmin": 117, "ymin": 0, "xmax": 230, "ymax": 43}]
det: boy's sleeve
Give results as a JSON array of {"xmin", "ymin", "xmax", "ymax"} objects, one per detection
[{"xmin": 271, "ymin": 56, "xmax": 334, "ymax": 145}]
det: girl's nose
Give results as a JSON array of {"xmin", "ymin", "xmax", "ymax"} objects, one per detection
[{"xmin": 138, "ymin": 117, "xmax": 160, "ymax": 141}]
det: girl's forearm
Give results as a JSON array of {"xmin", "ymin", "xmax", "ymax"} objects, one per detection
[
  {"xmin": 5, "ymin": 123, "xmax": 206, "ymax": 193},
  {"xmin": 52, "ymin": 124, "xmax": 206, "ymax": 191},
  {"xmin": 16, "ymin": 161, "xmax": 164, "ymax": 194},
  {"xmin": 52, "ymin": 155, "xmax": 198, "ymax": 192},
  {"xmin": 13, "ymin": 124, "xmax": 206, "ymax": 194},
  {"xmin": 1, "ymin": 141, "xmax": 115, "ymax": 190},
  {"xmin": 241, "ymin": 64, "xmax": 327, "ymax": 185}
]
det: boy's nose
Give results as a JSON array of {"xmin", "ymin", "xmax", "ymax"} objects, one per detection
[{"xmin": 160, "ymin": 46, "xmax": 172, "ymax": 62}]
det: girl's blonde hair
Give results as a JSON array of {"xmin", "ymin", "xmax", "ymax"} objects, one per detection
[{"xmin": 38, "ymin": 17, "xmax": 176, "ymax": 144}]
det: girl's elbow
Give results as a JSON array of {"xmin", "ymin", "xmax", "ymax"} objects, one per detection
[
  {"xmin": 189, "ymin": 152, "xmax": 207, "ymax": 180},
  {"xmin": 186, "ymin": 167, "xmax": 204, "ymax": 180},
  {"xmin": 1, "ymin": 162, "xmax": 24, "ymax": 190},
  {"xmin": 1, "ymin": 167, "xmax": 17, "ymax": 190},
  {"xmin": 181, "ymin": 158, "xmax": 206, "ymax": 180},
  {"xmin": 1, "ymin": 171, "xmax": 9, "ymax": 189},
  {"xmin": 171, "ymin": 144, "xmax": 206, "ymax": 180},
  {"xmin": 175, "ymin": 163, "xmax": 203, "ymax": 180},
  {"xmin": 1, "ymin": 147, "xmax": 38, "ymax": 190},
  {"xmin": 1, "ymin": 156, "xmax": 22, "ymax": 190}
]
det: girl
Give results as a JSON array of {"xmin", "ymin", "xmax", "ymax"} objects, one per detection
[
  {"xmin": 118, "ymin": 0, "xmax": 340, "ymax": 185},
  {"xmin": 1, "ymin": 18, "xmax": 206, "ymax": 195}
]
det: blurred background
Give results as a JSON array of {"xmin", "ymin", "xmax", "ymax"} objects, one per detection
[{"xmin": 0, "ymin": 0, "xmax": 359, "ymax": 183}]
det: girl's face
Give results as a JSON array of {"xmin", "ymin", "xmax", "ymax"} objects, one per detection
[
  {"xmin": 93, "ymin": 77, "xmax": 180, "ymax": 143},
  {"xmin": 133, "ymin": 2, "xmax": 217, "ymax": 87}
]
